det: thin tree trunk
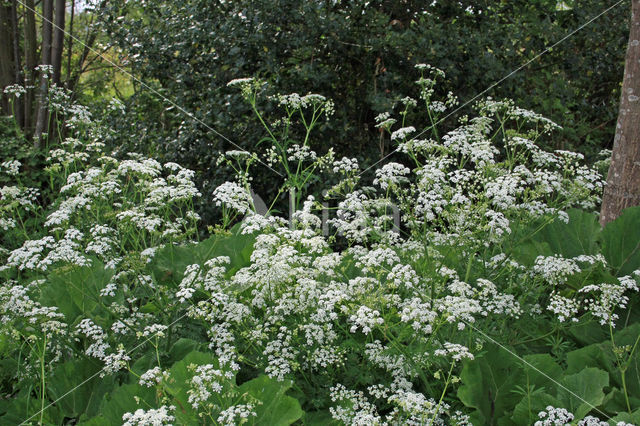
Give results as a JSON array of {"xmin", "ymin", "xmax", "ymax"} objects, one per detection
[
  {"xmin": 11, "ymin": 0, "xmax": 24, "ymax": 128},
  {"xmin": 600, "ymin": 0, "xmax": 640, "ymax": 225},
  {"xmin": 34, "ymin": 0, "xmax": 54, "ymax": 146},
  {"xmin": 23, "ymin": 0, "xmax": 38, "ymax": 136},
  {"xmin": 51, "ymin": 0, "xmax": 65, "ymax": 85},
  {"xmin": 65, "ymin": 0, "xmax": 74, "ymax": 85},
  {"xmin": 67, "ymin": 17, "xmax": 98, "ymax": 95},
  {"xmin": 0, "ymin": 4, "xmax": 14, "ymax": 116}
]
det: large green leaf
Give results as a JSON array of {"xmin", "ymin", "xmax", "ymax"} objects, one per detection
[
  {"xmin": 508, "ymin": 209, "xmax": 601, "ymax": 267},
  {"xmin": 566, "ymin": 324, "xmax": 640, "ymax": 399},
  {"xmin": 150, "ymin": 228, "xmax": 255, "ymax": 287},
  {"xmin": 47, "ymin": 358, "xmax": 115, "ymax": 420},
  {"xmin": 610, "ymin": 409, "xmax": 640, "ymax": 425},
  {"xmin": 511, "ymin": 390, "xmax": 560, "ymax": 425},
  {"xmin": 303, "ymin": 410, "xmax": 341, "ymax": 425},
  {"xmin": 457, "ymin": 343, "xmax": 524, "ymax": 425},
  {"xmin": 40, "ymin": 261, "xmax": 114, "ymax": 322},
  {"xmin": 556, "ymin": 367, "xmax": 608, "ymax": 419},
  {"xmin": 508, "ymin": 354, "xmax": 563, "ymax": 424},
  {"xmin": 0, "ymin": 394, "xmax": 60, "ymax": 426},
  {"xmin": 165, "ymin": 351, "xmax": 220, "ymax": 424},
  {"xmin": 601, "ymin": 206, "xmax": 640, "ymax": 276},
  {"xmin": 90, "ymin": 382, "xmax": 156, "ymax": 425},
  {"xmin": 168, "ymin": 338, "xmax": 203, "ymax": 363},
  {"xmin": 568, "ymin": 320, "xmax": 610, "ymax": 346},
  {"xmin": 238, "ymin": 375, "xmax": 304, "ymax": 426},
  {"xmin": 521, "ymin": 353, "xmax": 563, "ymax": 390},
  {"xmin": 535, "ymin": 209, "xmax": 601, "ymax": 257}
]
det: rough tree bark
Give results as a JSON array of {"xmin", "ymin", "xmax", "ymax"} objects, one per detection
[
  {"xmin": 24, "ymin": 0, "xmax": 38, "ymax": 136},
  {"xmin": 66, "ymin": 0, "xmax": 75, "ymax": 85},
  {"xmin": 600, "ymin": 0, "xmax": 640, "ymax": 226},
  {"xmin": 34, "ymin": 0, "xmax": 54, "ymax": 145},
  {"xmin": 11, "ymin": 0, "xmax": 23, "ymax": 128},
  {"xmin": 0, "ymin": 3, "xmax": 14, "ymax": 115},
  {"xmin": 51, "ymin": 0, "xmax": 65, "ymax": 85}
]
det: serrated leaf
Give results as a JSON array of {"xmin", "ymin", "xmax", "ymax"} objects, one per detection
[
  {"xmin": 47, "ymin": 358, "xmax": 115, "ymax": 419},
  {"xmin": 556, "ymin": 367, "xmax": 608, "ymax": 419},
  {"xmin": 535, "ymin": 209, "xmax": 601, "ymax": 257},
  {"xmin": 511, "ymin": 390, "xmax": 560, "ymax": 425},
  {"xmin": 40, "ymin": 261, "xmax": 114, "ymax": 322},
  {"xmin": 150, "ymin": 229, "xmax": 254, "ymax": 287},
  {"xmin": 91, "ymin": 382, "xmax": 156, "ymax": 425},
  {"xmin": 457, "ymin": 343, "xmax": 524, "ymax": 425},
  {"xmin": 521, "ymin": 353, "xmax": 563, "ymax": 390},
  {"xmin": 238, "ymin": 375, "xmax": 304, "ymax": 426}
]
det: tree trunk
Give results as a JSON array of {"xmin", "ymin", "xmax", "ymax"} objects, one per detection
[
  {"xmin": 11, "ymin": 0, "xmax": 23, "ymax": 128},
  {"xmin": 34, "ymin": 0, "xmax": 54, "ymax": 146},
  {"xmin": 65, "ymin": 0, "xmax": 74, "ymax": 85},
  {"xmin": 600, "ymin": 0, "xmax": 640, "ymax": 226},
  {"xmin": 0, "ymin": 4, "xmax": 14, "ymax": 116},
  {"xmin": 67, "ymin": 21, "xmax": 98, "ymax": 95},
  {"xmin": 51, "ymin": 0, "xmax": 65, "ymax": 86},
  {"xmin": 24, "ymin": 0, "xmax": 38, "ymax": 136}
]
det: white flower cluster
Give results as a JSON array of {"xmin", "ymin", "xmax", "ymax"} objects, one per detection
[
  {"xmin": 122, "ymin": 405, "xmax": 176, "ymax": 425},
  {"xmin": 0, "ymin": 282, "xmax": 67, "ymax": 337},
  {"xmin": 332, "ymin": 156, "xmax": 359, "ymax": 174},
  {"xmin": 547, "ymin": 292, "xmax": 580, "ymax": 323},
  {"xmin": 434, "ymin": 342, "xmax": 474, "ymax": 362},
  {"xmin": 139, "ymin": 366, "xmax": 169, "ymax": 387},
  {"xmin": 263, "ymin": 326, "xmax": 298, "ymax": 381},
  {"xmin": 216, "ymin": 404, "xmax": 258, "ymax": 425},
  {"xmin": 3, "ymin": 84, "xmax": 27, "ymax": 97},
  {"xmin": 277, "ymin": 92, "xmax": 334, "ymax": 114},
  {"xmin": 330, "ymin": 383, "xmax": 382, "ymax": 425},
  {"xmin": 0, "ymin": 160, "xmax": 21, "ymax": 176},
  {"xmin": 187, "ymin": 363, "xmax": 226, "ymax": 409},
  {"xmin": 6, "ymin": 228, "xmax": 90, "ymax": 272},
  {"xmin": 374, "ymin": 162, "xmax": 410, "ymax": 190},
  {"xmin": 532, "ymin": 255, "xmax": 581, "ymax": 286},
  {"xmin": 375, "ymin": 112, "xmax": 397, "ymax": 129},
  {"xmin": 349, "ymin": 305, "xmax": 384, "ymax": 334},
  {"xmin": 213, "ymin": 181, "xmax": 252, "ymax": 215},
  {"xmin": 390, "ymin": 126, "xmax": 416, "ymax": 141},
  {"xmin": 534, "ymin": 406, "xmax": 574, "ymax": 426}
]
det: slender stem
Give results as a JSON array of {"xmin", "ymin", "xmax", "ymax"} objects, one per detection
[
  {"xmin": 431, "ymin": 361, "xmax": 455, "ymax": 424},
  {"xmin": 40, "ymin": 335, "xmax": 47, "ymax": 425}
]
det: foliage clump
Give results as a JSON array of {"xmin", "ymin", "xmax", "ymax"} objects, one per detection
[{"xmin": 0, "ymin": 73, "xmax": 638, "ymax": 425}]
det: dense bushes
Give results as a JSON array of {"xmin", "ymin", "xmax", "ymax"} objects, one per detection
[
  {"xmin": 94, "ymin": 0, "xmax": 628, "ymax": 224},
  {"xmin": 0, "ymin": 74, "xmax": 638, "ymax": 424}
]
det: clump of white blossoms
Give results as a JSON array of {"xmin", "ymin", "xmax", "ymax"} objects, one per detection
[
  {"xmin": 349, "ymin": 306, "xmax": 384, "ymax": 334},
  {"xmin": 122, "ymin": 405, "xmax": 175, "ymax": 426},
  {"xmin": 217, "ymin": 403, "xmax": 258, "ymax": 425},
  {"xmin": 375, "ymin": 112, "xmax": 397, "ymax": 130},
  {"xmin": 139, "ymin": 366, "xmax": 169, "ymax": 387},
  {"xmin": 547, "ymin": 292, "xmax": 580, "ymax": 323},
  {"xmin": 0, "ymin": 160, "xmax": 21, "ymax": 176},
  {"xmin": 213, "ymin": 181, "xmax": 252, "ymax": 215},
  {"xmin": 434, "ymin": 342, "xmax": 475, "ymax": 362},
  {"xmin": 390, "ymin": 126, "xmax": 416, "ymax": 141},
  {"xmin": 534, "ymin": 406, "xmax": 574, "ymax": 426},
  {"xmin": 187, "ymin": 363, "xmax": 228, "ymax": 410},
  {"xmin": 532, "ymin": 255, "xmax": 581, "ymax": 286},
  {"xmin": 579, "ymin": 272, "xmax": 639, "ymax": 326},
  {"xmin": 374, "ymin": 162, "xmax": 410, "ymax": 190}
]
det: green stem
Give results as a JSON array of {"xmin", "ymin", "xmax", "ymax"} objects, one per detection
[
  {"xmin": 431, "ymin": 361, "xmax": 455, "ymax": 424},
  {"xmin": 40, "ymin": 335, "xmax": 47, "ymax": 425}
]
